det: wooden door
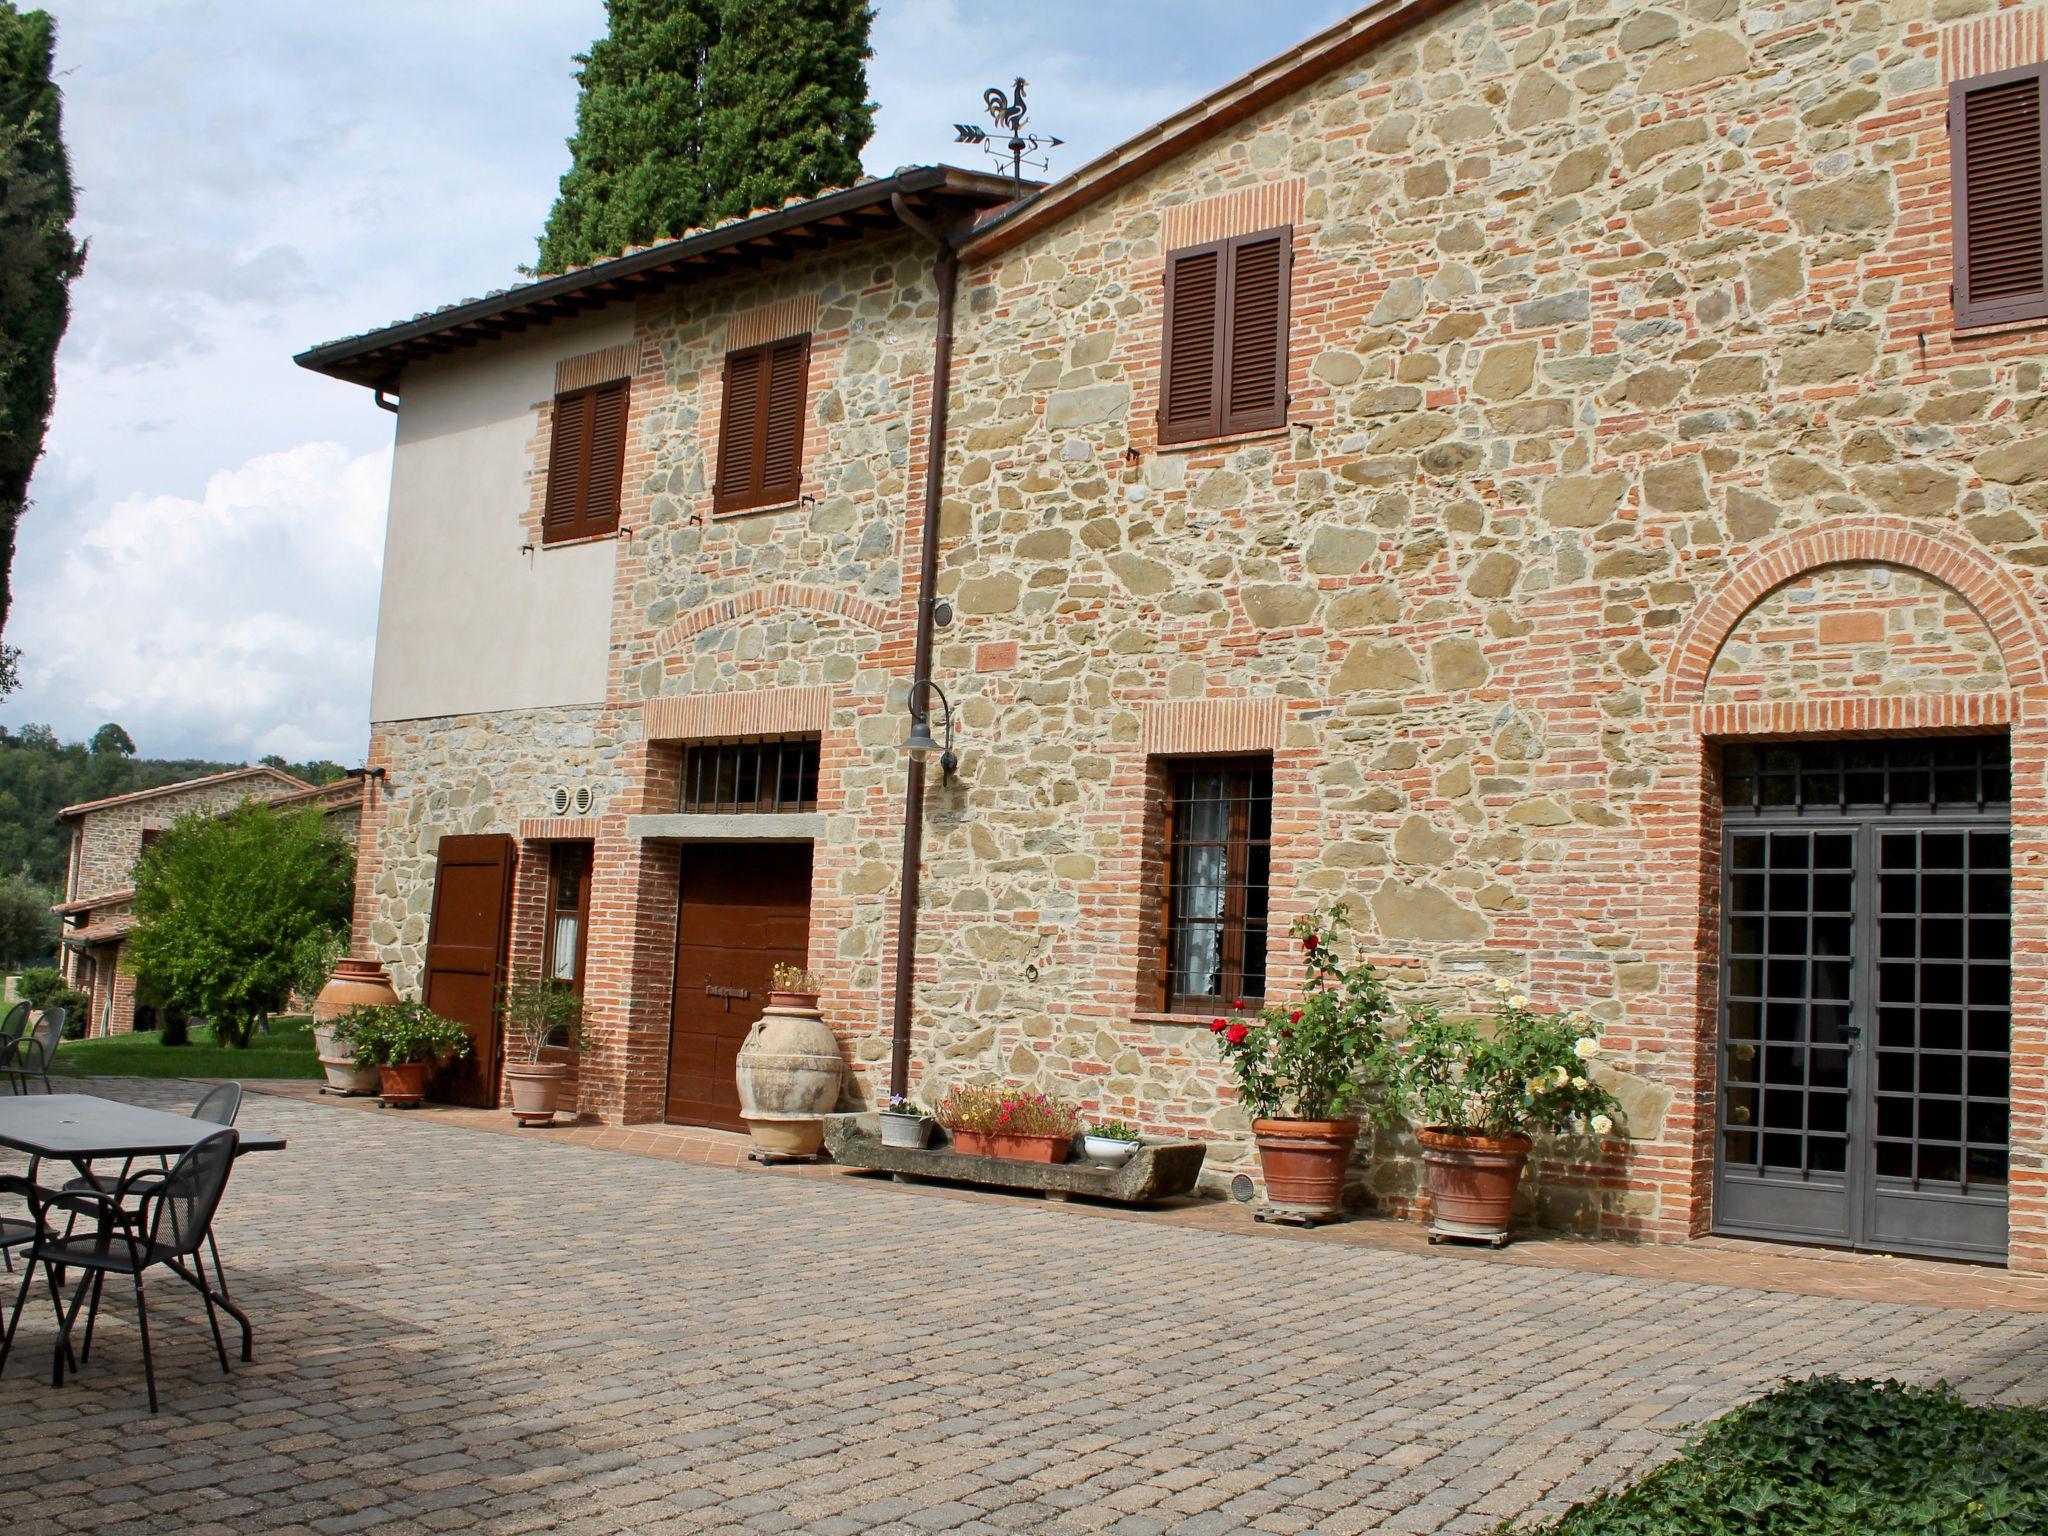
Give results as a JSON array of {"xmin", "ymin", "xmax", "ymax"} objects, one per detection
[
  {"xmin": 422, "ymin": 833, "xmax": 516, "ymax": 1108},
  {"xmin": 666, "ymin": 843, "xmax": 812, "ymax": 1130}
]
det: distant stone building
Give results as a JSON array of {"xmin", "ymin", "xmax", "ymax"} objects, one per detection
[
  {"xmin": 55, "ymin": 766, "xmax": 366, "ymax": 1035},
  {"xmin": 303, "ymin": 2, "xmax": 2048, "ymax": 1270}
]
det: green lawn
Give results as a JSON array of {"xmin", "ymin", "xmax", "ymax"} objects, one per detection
[{"xmin": 50, "ymin": 1015, "xmax": 323, "ymax": 1081}]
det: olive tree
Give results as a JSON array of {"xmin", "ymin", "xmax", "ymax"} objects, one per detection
[{"xmin": 126, "ymin": 803, "xmax": 352, "ymax": 1048}]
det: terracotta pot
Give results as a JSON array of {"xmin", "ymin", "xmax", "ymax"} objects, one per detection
[
  {"xmin": 985, "ymin": 1131, "xmax": 1070, "ymax": 1164},
  {"xmin": 312, "ymin": 1024, "xmax": 380, "ymax": 1096},
  {"xmin": 734, "ymin": 997, "xmax": 843, "ymax": 1157},
  {"xmin": 766, "ymin": 989, "xmax": 820, "ymax": 1011},
  {"xmin": 950, "ymin": 1129, "xmax": 993, "ymax": 1156},
  {"xmin": 1252, "ymin": 1118, "xmax": 1359, "ymax": 1219},
  {"xmin": 1418, "ymin": 1127, "xmax": 1532, "ymax": 1244},
  {"xmin": 377, "ymin": 1061, "xmax": 429, "ymax": 1108},
  {"xmin": 505, "ymin": 1060, "xmax": 571, "ymax": 1126}
]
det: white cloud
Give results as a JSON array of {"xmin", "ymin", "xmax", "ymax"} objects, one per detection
[{"xmin": 8, "ymin": 441, "xmax": 388, "ymax": 763}]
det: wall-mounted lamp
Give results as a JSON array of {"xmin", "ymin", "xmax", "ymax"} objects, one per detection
[{"xmin": 904, "ymin": 678, "xmax": 958, "ymax": 784}]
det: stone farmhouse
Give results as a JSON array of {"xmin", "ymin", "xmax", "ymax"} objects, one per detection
[
  {"xmin": 301, "ymin": 0, "xmax": 2048, "ymax": 1270},
  {"xmin": 54, "ymin": 766, "xmax": 367, "ymax": 1036}
]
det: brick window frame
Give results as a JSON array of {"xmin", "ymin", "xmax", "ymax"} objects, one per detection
[{"xmin": 1950, "ymin": 61, "xmax": 2048, "ymax": 330}]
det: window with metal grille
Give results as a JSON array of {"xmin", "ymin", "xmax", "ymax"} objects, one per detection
[
  {"xmin": 679, "ymin": 738, "xmax": 820, "ymax": 815},
  {"xmin": 714, "ymin": 335, "xmax": 810, "ymax": 514},
  {"xmin": 1162, "ymin": 759, "xmax": 1272, "ymax": 1013},
  {"xmin": 543, "ymin": 378, "xmax": 629, "ymax": 544},
  {"xmin": 1722, "ymin": 736, "xmax": 2010, "ymax": 818},
  {"xmin": 1950, "ymin": 63, "xmax": 2048, "ymax": 329},
  {"xmin": 1159, "ymin": 227, "xmax": 1291, "ymax": 445}
]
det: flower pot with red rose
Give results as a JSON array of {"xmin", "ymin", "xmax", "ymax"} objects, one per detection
[
  {"xmin": 1206, "ymin": 903, "xmax": 1398, "ymax": 1222},
  {"xmin": 935, "ymin": 1083, "xmax": 1079, "ymax": 1164},
  {"xmin": 331, "ymin": 1000, "xmax": 473, "ymax": 1110},
  {"xmin": 1388, "ymin": 982, "xmax": 1621, "ymax": 1247}
]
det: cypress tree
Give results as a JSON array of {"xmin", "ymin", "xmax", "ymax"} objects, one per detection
[
  {"xmin": 700, "ymin": 0, "xmax": 874, "ymax": 226},
  {"xmin": 536, "ymin": 0, "xmax": 874, "ymax": 274},
  {"xmin": 0, "ymin": 3, "xmax": 83, "ymax": 684}
]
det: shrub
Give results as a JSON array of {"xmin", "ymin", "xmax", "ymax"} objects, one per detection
[
  {"xmin": 333, "ymin": 1000, "xmax": 471, "ymax": 1068},
  {"xmin": 936, "ymin": 1084, "xmax": 1081, "ymax": 1138},
  {"xmin": 1389, "ymin": 980, "xmax": 1620, "ymax": 1140},
  {"xmin": 15, "ymin": 965, "xmax": 64, "ymax": 1011},
  {"xmin": 1206, "ymin": 902, "xmax": 1397, "ymax": 1122},
  {"xmin": 52, "ymin": 987, "xmax": 90, "ymax": 1036},
  {"xmin": 1507, "ymin": 1375, "xmax": 2048, "ymax": 1535},
  {"xmin": 161, "ymin": 1012, "xmax": 190, "ymax": 1047},
  {"xmin": 501, "ymin": 965, "xmax": 587, "ymax": 1062}
]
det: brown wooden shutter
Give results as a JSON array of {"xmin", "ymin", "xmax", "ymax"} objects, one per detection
[
  {"xmin": 715, "ymin": 347, "xmax": 763, "ymax": 512},
  {"xmin": 715, "ymin": 336, "xmax": 809, "ymax": 514},
  {"xmin": 1221, "ymin": 229, "xmax": 1290, "ymax": 435},
  {"xmin": 1952, "ymin": 63, "xmax": 2048, "ymax": 330},
  {"xmin": 542, "ymin": 389, "xmax": 590, "ymax": 542},
  {"xmin": 541, "ymin": 379, "xmax": 628, "ymax": 544},
  {"xmin": 581, "ymin": 380, "xmax": 628, "ymax": 534},
  {"xmin": 761, "ymin": 336, "xmax": 809, "ymax": 502},
  {"xmin": 1160, "ymin": 244, "xmax": 1224, "ymax": 444}
]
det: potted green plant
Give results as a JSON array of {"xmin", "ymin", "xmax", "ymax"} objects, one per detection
[
  {"xmin": 335, "ymin": 999, "xmax": 472, "ymax": 1108},
  {"xmin": 936, "ymin": 1083, "xmax": 1080, "ymax": 1163},
  {"xmin": 1387, "ymin": 980, "xmax": 1620, "ymax": 1247},
  {"xmin": 1083, "ymin": 1120, "xmax": 1141, "ymax": 1169},
  {"xmin": 878, "ymin": 1094, "xmax": 934, "ymax": 1148},
  {"xmin": 500, "ymin": 967, "xmax": 589, "ymax": 1127},
  {"xmin": 1207, "ymin": 902, "xmax": 1396, "ymax": 1220}
]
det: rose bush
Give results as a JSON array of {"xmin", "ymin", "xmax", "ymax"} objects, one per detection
[
  {"xmin": 1206, "ymin": 902, "xmax": 1396, "ymax": 1122},
  {"xmin": 1388, "ymin": 979, "xmax": 1620, "ymax": 1140}
]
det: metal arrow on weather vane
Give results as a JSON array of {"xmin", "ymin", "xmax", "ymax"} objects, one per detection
[{"xmin": 954, "ymin": 77, "xmax": 1064, "ymax": 196}]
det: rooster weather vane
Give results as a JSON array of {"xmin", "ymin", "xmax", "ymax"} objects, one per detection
[{"xmin": 954, "ymin": 78, "xmax": 1064, "ymax": 194}]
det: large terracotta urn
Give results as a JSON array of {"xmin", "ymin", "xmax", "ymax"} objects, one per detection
[
  {"xmin": 734, "ymin": 991, "xmax": 844, "ymax": 1156},
  {"xmin": 311, "ymin": 956, "xmax": 395, "ymax": 1096}
]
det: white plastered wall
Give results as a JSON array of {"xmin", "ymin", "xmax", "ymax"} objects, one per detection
[{"xmin": 368, "ymin": 311, "xmax": 632, "ymax": 723}]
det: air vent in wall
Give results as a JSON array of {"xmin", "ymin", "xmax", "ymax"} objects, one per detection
[
  {"xmin": 572, "ymin": 785, "xmax": 595, "ymax": 816},
  {"xmin": 548, "ymin": 786, "xmax": 571, "ymax": 816}
]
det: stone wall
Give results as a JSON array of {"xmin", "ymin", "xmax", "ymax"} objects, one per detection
[
  {"xmin": 904, "ymin": 0, "xmax": 2048, "ymax": 1250},
  {"xmin": 68, "ymin": 773, "xmax": 305, "ymax": 901}
]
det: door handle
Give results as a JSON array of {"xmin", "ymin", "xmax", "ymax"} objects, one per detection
[{"xmin": 1842, "ymin": 1024, "xmax": 1863, "ymax": 1043}]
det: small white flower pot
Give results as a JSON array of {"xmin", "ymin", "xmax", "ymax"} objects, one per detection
[
  {"xmin": 879, "ymin": 1112, "xmax": 934, "ymax": 1149},
  {"xmin": 1083, "ymin": 1134, "xmax": 1139, "ymax": 1168}
]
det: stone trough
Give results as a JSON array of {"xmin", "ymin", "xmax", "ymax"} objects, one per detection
[{"xmin": 823, "ymin": 1115, "xmax": 1207, "ymax": 1205}]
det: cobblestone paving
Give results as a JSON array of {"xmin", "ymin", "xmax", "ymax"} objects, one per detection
[{"xmin": 4, "ymin": 1081, "xmax": 2046, "ymax": 1535}]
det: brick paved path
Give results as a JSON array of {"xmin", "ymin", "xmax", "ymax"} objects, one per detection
[{"xmin": 4, "ymin": 1082, "xmax": 2046, "ymax": 1535}]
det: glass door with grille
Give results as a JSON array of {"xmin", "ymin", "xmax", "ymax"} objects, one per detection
[{"xmin": 1716, "ymin": 738, "xmax": 2010, "ymax": 1263}]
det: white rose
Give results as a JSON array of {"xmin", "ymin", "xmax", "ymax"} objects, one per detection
[
  {"xmin": 1572, "ymin": 1076, "xmax": 1587, "ymax": 1090},
  {"xmin": 1492, "ymin": 978, "xmax": 1515, "ymax": 994},
  {"xmin": 1591, "ymin": 1114, "xmax": 1614, "ymax": 1136},
  {"xmin": 1574, "ymin": 1037, "xmax": 1601, "ymax": 1060},
  {"xmin": 1509, "ymin": 994, "xmax": 1530, "ymax": 1009},
  {"xmin": 1553, "ymin": 1066, "xmax": 1570, "ymax": 1087},
  {"xmin": 1525, "ymin": 1077, "xmax": 1549, "ymax": 1097}
]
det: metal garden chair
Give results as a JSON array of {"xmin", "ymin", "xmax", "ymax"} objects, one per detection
[
  {"xmin": 0, "ymin": 1000, "xmax": 29, "ymax": 1053},
  {"xmin": 0, "ymin": 1008, "xmax": 63, "ymax": 1094},
  {"xmin": 1, "ymin": 1127, "xmax": 240, "ymax": 1413}
]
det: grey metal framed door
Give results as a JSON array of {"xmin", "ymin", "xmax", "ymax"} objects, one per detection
[{"xmin": 1716, "ymin": 738, "xmax": 2010, "ymax": 1263}]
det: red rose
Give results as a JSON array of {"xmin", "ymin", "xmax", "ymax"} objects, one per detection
[
  {"xmin": 1209, "ymin": 1018, "xmax": 1227, "ymax": 1033},
  {"xmin": 1289, "ymin": 1010, "xmax": 1303, "ymax": 1024},
  {"xmin": 1302, "ymin": 936, "xmax": 1317, "ymax": 953},
  {"xmin": 1225, "ymin": 1023, "xmax": 1249, "ymax": 1045},
  {"xmin": 1231, "ymin": 999, "xmax": 1244, "ymax": 1011}
]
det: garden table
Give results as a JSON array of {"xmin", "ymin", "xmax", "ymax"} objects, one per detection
[{"xmin": 0, "ymin": 1093, "xmax": 285, "ymax": 1365}]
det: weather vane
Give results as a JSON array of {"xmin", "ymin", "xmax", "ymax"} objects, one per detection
[{"xmin": 954, "ymin": 78, "xmax": 1064, "ymax": 194}]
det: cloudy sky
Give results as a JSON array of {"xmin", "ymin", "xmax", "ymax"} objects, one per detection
[{"xmin": 10, "ymin": 0, "xmax": 1350, "ymax": 764}]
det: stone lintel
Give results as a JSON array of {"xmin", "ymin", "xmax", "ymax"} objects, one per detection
[{"xmin": 626, "ymin": 813, "xmax": 824, "ymax": 843}]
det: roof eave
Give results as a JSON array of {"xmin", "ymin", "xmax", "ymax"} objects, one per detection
[{"xmin": 297, "ymin": 166, "xmax": 1031, "ymax": 389}]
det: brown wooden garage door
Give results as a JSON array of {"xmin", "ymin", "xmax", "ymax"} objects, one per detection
[
  {"xmin": 421, "ymin": 833, "xmax": 516, "ymax": 1109},
  {"xmin": 666, "ymin": 843, "xmax": 812, "ymax": 1131}
]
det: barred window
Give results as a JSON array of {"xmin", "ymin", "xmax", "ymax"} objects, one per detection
[{"xmin": 1162, "ymin": 759, "xmax": 1271, "ymax": 1013}]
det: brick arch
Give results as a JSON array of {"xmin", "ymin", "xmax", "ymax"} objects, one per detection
[
  {"xmin": 1663, "ymin": 517, "xmax": 2047, "ymax": 702},
  {"xmin": 652, "ymin": 582, "xmax": 891, "ymax": 655}
]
